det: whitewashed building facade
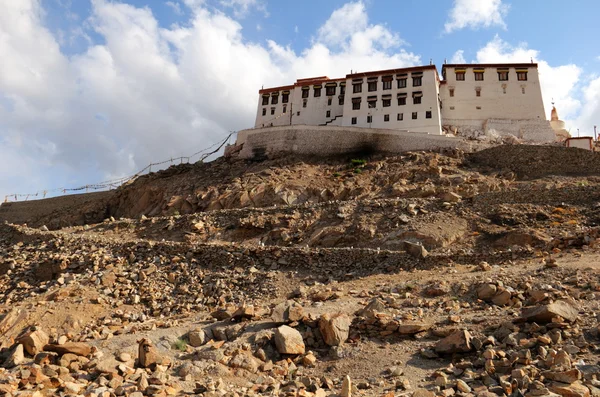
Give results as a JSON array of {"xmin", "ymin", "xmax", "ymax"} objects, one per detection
[{"xmin": 254, "ymin": 63, "xmax": 556, "ymax": 142}]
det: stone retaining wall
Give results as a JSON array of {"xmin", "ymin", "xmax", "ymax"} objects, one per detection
[{"xmin": 235, "ymin": 125, "xmax": 479, "ymax": 160}]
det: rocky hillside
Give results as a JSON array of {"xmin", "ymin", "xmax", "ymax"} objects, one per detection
[{"xmin": 1, "ymin": 144, "xmax": 600, "ymax": 397}]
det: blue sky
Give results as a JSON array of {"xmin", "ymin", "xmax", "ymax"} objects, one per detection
[{"xmin": 1, "ymin": 0, "xmax": 600, "ymax": 201}]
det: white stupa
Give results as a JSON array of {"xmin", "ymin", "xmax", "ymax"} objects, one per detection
[{"xmin": 550, "ymin": 104, "xmax": 571, "ymax": 142}]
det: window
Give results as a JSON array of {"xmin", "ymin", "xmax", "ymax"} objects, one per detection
[
  {"xmin": 397, "ymin": 113, "xmax": 403, "ymax": 121},
  {"xmin": 426, "ymin": 111, "xmax": 432, "ymax": 119},
  {"xmin": 474, "ymin": 72, "xmax": 484, "ymax": 81},
  {"xmin": 517, "ymin": 71, "xmax": 528, "ymax": 81},
  {"xmin": 502, "ymin": 85, "xmax": 507, "ymax": 94},
  {"xmin": 522, "ymin": 87, "xmax": 526, "ymax": 94},
  {"xmin": 413, "ymin": 96, "xmax": 422, "ymax": 105},
  {"xmin": 283, "ymin": 106, "xmax": 287, "ymax": 113},
  {"xmin": 449, "ymin": 89, "xmax": 455, "ymax": 97},
  {"xmin": 498, "ymin": 71, "xmax": 509, "ymax": 81},
  {"xmin": 282, "ymin": 93, "xmax": 289, "ymax": 103},
  {"xmin": 352, "ymin": 98, "xmax": 361, "ymax": 110},
  {"xmin": 340, "ymin": 85, "xmax": 346, "ymax": 96},
  {"xmin": 383, "ymin": 80, "xmax": 392, "ymax": 90},
  {"xmin": 314, "ymin": 87, "xmax": 321, "ymax": 97},
  {"xmin": 383, "ymin": 98, "xmax": 391, "ymax": 107},
  {"xmin": 303, "ymin": 99, "xmax": 307, "ymax": 108},
  {"xmin": 297, "ymin": 111, "xmax": 300, "ymax": 116},
  {"xmin": 262, "ymin": 96, "xmax": 269, "ymax": 106},
  {"xmin": 339, "ymin": 97, "xmax": 345, "ymax": 106},
  {"xmin": 271, "ymin": 108, "xmax": 275, "ymax": 115},
  {"xmin": 351, "ymin": 117, "xmax": 357, "ymax": 125},
  {"xmin": 302, "ymin": 88, "xmax": 309, "ymax": 98},
  {"xmin": 328, "ymin": 98, "xmax": 332, "ymax": 106},
  {"xmin": 476, "ymin": 106, "xmax": 482, "ymax": 110},
  {"xmin": 449, "ymin": 106, "xmax": 455, "ymax": 110},
  {"xmin": 368, "ymin": 98, "xmax": 377, "ymax": 108},
  {"xmin": 476, "ymin": 88, "xmax": 481, "ymax": 97},
  {"xmin": 271, "ymin": 95, "xmax": 278, "ymax": 105},
  {"xmin": 412, "ymin": 112, "xmax": 418, "ymax": 119},
  {"xmin": 412, "ymin": 77, "xmax": 422, "ymax": 87},
  {"xmin": 326, "ymin": 110, "xmax": 331, "ymax": 118},
  {"xmin": 367, "ymin": 115, "xmax": 373, "ymax": 123},
  {"xmin": 326, "ymin": 86, "xmax": 336, "ymax": 96},
  {"xmin": 384, "ymin": 114, "xmax": 390, "ymax": 122},
  {"xmin": 455, "ymin": 72, "xmax": 465, "ymax": 81},
  {"xmin": 262, "ymin": 108, "xmax": 266, "ymax": 116},
  {"xmin": 368, "ymin": 81, "xmax": 377, "ymax": 92},
  {"xmin": 353, "ymin": 82, "xmax": 362, "ymax": 93},
  {"xmin": 397, "ymin": 78, "xmax": 407, "ymax": 89},
  {"xmin": 398, "ymin": 97, "xmax": 407, "ymax": 106}
]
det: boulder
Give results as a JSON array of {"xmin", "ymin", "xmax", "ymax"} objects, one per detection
[
  {"xmin": 138, "ymin": 338, "xmax": 170, "ymax": 368},
  {"xmin": 188, "ymin": 329, "xmax": 207, "ymax": 347},
  {"xmin": 397, "ymin": 322, "xmax": 431, "ymax": 335},
  {"xmin": 271, "ymin": 302, "xmax": 304, "ymax": 324},
  {"xmin": 550, "ymin": 382, "xmax": 590, "ymax": 397},
  {"xmin": 2, "ymin": 344, "xmax": 25, "ymax": 368},
  {"xmin": 273, "ymin": 325, "xmax": 305, "ymax": 355},
  {"xmin": 402, "ymin": 241, "xmax": 428, "ymax": 259},
  {"xmin": 44, "ymin": 342, "xmax": 92, "ymax": 357},
  {"xmin": 341, "ymin": 375, "xmax": 352, "ymax": 397},
  {"xmin": 434, "ymin": 330, "xmax": 473, "ymax": 354},
  {"xmin": 319, "ymin": 313, "xmax": 351, "ymax": 346},
  {"xmin": 17, "ymin": 329, "xmax": 49, "ymax": 356},
  {"xmin": 477, "ymin": 284, "xmax": 497, "ymax": 301},
  {"xmin": 520, "ymin": 301, "xmax": 579, "ymax": 323}
]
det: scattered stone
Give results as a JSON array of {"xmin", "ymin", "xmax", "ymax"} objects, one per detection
[
  {"xmin": 520, "ymin": 301, "xmax": 579, "ymax": 323},
  {"xmin": 341, "ymin": 375, "xmax": 352, "ymax": 397},
  {"xmin": 273, "ymin": 325, "xmax": 305, "ymax": 355},
  {"xmin": 319, "ymin": 313, "xmax": 351, "ymax": 346},
  {"xmin": 434, "ymin": 330, "xmax": 473, "ymax": 354}
]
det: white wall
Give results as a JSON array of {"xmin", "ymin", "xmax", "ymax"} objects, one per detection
[
  {"xmin": 340, "ymin": 67, "xmax": 442, "ymax": 135},
  {"xmin": 440, "ymin": 65, "xmax": 546, "ymax": 122},
  {"xmin": 254, "ymin": 87, "xmax": 295, "ymax": 128}
]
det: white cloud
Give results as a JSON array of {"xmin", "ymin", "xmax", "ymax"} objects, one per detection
[
  {"xmin": 450, "ymin": 50, "xmax": 466, "ymax": 64},
  {"xmin": 316, "ymin": 1, "xmax": 405, "ymax": 50},
  {"xmin": 166, "ymin": 1, "xmax": 183, "ymax": 15},
  {"xmin": 475, "ymin": 36, "xmax": 581, "ymax": 121},
  {"xmin": 445, "ymin": 0, "xmax": 509, "ymax": 33},
  {"xmin": 219, "ymin": 0, "xmax": 268, "ymax": 18},
  {"xmin": 0, "ymin": 0, "xmax": 419, "ymax": 199},
  {"xmin": 575, "ymin": 76, "xmax": 600, "ymax": 136}
]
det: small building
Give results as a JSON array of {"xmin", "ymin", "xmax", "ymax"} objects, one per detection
[{"xmin": 565, "ymin": 137, "xmax": 593, "ymax": 151}]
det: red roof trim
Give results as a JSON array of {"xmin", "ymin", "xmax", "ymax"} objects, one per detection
[
  {"xmin": 259, "ymin": 85, "xmax": 295, "ymax": 94},
  {"xmin": 346, "ymin": 65, "xmax": 437, "ymax": 79},
  {"xmin": 442, "ymin": 63, "xmax": 538, "ymax": 71}
]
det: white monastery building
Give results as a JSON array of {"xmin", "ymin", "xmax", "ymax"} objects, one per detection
[{"xmin": 253, "ymin": 63, "xmax": 557, "ymax": 142}]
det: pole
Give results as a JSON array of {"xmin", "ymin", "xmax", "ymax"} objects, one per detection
[{"xmin": 595, "ymin": 126, "xmax": 597, "ymax": 141}]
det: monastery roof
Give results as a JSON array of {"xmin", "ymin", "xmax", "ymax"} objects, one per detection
[
  {"xmin": 346, "ymin": 65, "xmax": 438, "ymax": 79},
  {"xmin": 258, "ymin": 84, "xmax": 295, "ymax": 95},
  {"xmin": 442, "ymin": 63, "xmax": 538, "ymax": 70}
]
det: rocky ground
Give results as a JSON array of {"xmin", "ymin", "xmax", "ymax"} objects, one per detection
[{"xmin": 1, "ymin": 145, "xmax": 600, "ymax": 397}]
